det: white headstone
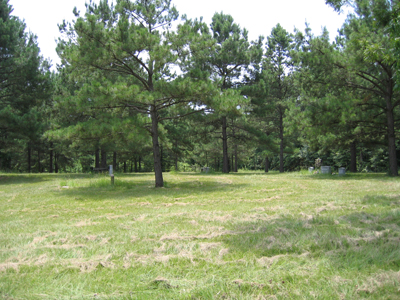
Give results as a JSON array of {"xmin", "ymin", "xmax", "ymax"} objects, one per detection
[
  {"xmin": 109, "ymin": 165, "xmax": 113, "ymax": 176},
  {"xmin": 321, "ymin": 166, "xmax": 331, "ymax": 174}
]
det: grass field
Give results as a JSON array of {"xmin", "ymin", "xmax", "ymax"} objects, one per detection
[{"xmin": 1, "ymin": 171, "xmax": 400, "ymax": 299}]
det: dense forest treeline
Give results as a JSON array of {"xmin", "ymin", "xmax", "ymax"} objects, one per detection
[{"xmin": 1, "ymin": 0, "xmax": 400, "ymax": 186}]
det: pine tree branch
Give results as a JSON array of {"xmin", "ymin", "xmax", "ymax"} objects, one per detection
[{"xmin": 159, "ymin": 108, "xmax": 205, "ymax": 121}]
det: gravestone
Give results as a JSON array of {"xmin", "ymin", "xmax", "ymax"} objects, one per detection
[
  {"xmin": 338, "ymin": 167, "xmax": 346, "ymax": 175},
  {"xmin": 109, "ymin": 165, "xmax": 113, "ymax": 176},
  {"xmin": 308, "ymin": 167, "xmax": 314, "ymax": 173},
  {"xmin": 109, "ymin": 165, "xmax": 114, "ymax": 185},
  {"xmin": 321, "ymin": 166, "xmax": 331, "ymax": 174},
  {"xmin": 201, "ymin": 167, "xmax": 210, "ymax": 173}
]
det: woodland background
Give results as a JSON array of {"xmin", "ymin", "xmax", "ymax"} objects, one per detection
[{"xmin": 2, "ymin": 0, "xmax": 400, "ymax": 187}]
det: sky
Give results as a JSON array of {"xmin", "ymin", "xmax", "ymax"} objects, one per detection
[{"xmin": 9, "ymin": 0, "xmax": 351, "ymax": 71}]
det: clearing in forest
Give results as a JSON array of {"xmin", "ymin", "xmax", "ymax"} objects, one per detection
[{"xmin": 1, "ymin": 171, "xmax": 400, "ymax": 299}]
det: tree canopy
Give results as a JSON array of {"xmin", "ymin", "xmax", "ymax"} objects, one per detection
[{"xmin": 2, "ymin": 0, "xmax": 399, "ymax": 177}]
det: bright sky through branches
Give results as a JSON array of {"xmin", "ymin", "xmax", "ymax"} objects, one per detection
[{"xmin": 9, "ymin": 0, "xmax": 350, "ymax": 71}]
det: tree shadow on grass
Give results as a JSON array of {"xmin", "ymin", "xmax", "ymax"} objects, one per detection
[
  {"xmin": 0, "ymin": 174, "xmax": 71, "ymax": 186},
  {"xmin": 361, "ymin": 194, "xmax": 400, "ymax": 206},
  {"xmin": 182, "ymin": 171, "xmax": 283, "ymax": 177},
  {"xmin": 307, "ymin": 172, "xmax": 395, "ymax": 181},
  {"xmin": 53, "ymin": 176, "xmax": 250, "ymax": 202},
  {"xmin": 112, "ymin": 172, "xmax": 157, "ymax": 177},
  {"xmin": 186, "ymin": 171, "xmax": 399, "ymax": 183},
  {"xmin": 219, "ymin": 201, "xmax": 400, "ymax": 272},
  {"xmin": 0, "ymin": 173, "xmax": 162, "ymax": 187},
  {"xmin": 0, "ymin": 173, "xmax": 156, "ymax": 187}
]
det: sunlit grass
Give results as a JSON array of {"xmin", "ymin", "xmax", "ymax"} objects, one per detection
[{"xmin": 1, "ymin": 171, "xmax": 400, "ymax": 299}]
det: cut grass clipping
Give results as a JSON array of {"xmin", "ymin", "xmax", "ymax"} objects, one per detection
[{"xmin": 1, "ymin": 171, "xmax": 400, "ymax": 299}]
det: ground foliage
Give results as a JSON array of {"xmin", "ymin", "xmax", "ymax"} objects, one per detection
[{"xmin": 1, "ymin": 171, "xmax": 400, "ymax": 299}]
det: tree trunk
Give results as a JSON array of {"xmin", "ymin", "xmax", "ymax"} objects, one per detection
[
  {"xmin": 222, "ymin": 116, "xmax": 229, "ymax": 173},
  {"xmin": 101, "ymin": 149, "xmax": 107, "ymax": 168},
  {"xmin": 38, "ymin": 149, "xmax": 41, "ymax": 173},
  {"xmin": 160, "ymin": 145, "xmax": 164, "ymax": 172},
  {"xmin": 265, "ymin": 156, "xmax": 269, "ymax": 173},
  {"xmin": 174, "ymin": 139, "xmax": 179, "ymax": 171},
  {"xmin": 49, "ymin": 142, "xmax": 53, "ymax": 173},
  {"xmin": 27, "ymin": 144, "xmax": 31, "ymax": 173},
  {"xmin": 55, "ymin": 153, "xmax": 59, "ymax": 173},
  {"xmin": 134, "ymin": 157, "xmax": 138, "ymax": 173},
  {"xmin": 386, "ymin": 99, "xmax": 398, "ymax": 176},
  {"xmin": 124, "ymin": 161, "xmax": 127, "ymax": 173},
  {"xmin": 113, "ymin": 152, "xmax": 117, "ymax": 172},
  {"xmin": 231, "ymin": 121, "xmax": 238, "ymax": 172},
  {"xmin": 151, "ymin": 108, "xmax": 164, "ymax": 187},
  {"xmin": 350, "ymin": 141, "xmax": 357, "ymax": 172},
  {"xmin": 234, "ymin": 145, "xmax": 238, "ymax": 172},
  {"xmin": 95, "ymin": 148, "xmax": 100, "ymax": 168},
  {"xmin": 139, "ymin": 156, "xmax": 141, "ymax": 172},
  {"xmin": 359, "ymin": 149, "xmax": 363, "ymax": 172},
  {"xmin": 279, "ymin": 112, "xmax": 284, "ymax": 173},
  {"xmin": 130, "ymin": 161, "xmax": 133, "ymax": 173}
]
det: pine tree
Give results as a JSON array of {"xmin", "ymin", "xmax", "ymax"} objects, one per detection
[
  {"xmin": 0, "ymin": 0, "xmax": 52, "ymax": 171},
  {"xmin": 57, "ymin": 0, "xmax": 219, "ymax": 186},
  {"xmin": 207, "ymin": 12, "xmax": 263, "ymax": 173},
  {"xmin": 242, "ymin": 24, "xmax": 295, "ymax": 173},
  {"xmin": 321, "ymin": 0, "xmax": 400, "ymax": 175}
]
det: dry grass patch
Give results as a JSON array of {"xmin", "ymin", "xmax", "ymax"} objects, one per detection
[
  {"xmin": 1, "ymin": 172, "xmax": 400, "ymax": 299},
  {"xmin": 74, "ymin": 219, "xmax": 100, "ymax": 227},
  {"xmin": 1, "ymin": 253, "xmax": 50, "ymax": 272},
  {"xmin": 200, "ymin": 242, "xmax": 222, "ymax": 252},
  {"xmin": 66, "ymin": 254, "xmax": 115, "ymax": 272}
]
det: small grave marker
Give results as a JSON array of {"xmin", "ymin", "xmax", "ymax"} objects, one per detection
[
  {"xmin": 109, "ymin": 165, "xmax": 114, "ymax": 185},
  {"xmin": 109, "ymin": 165, "xmax": 113, "ymax": 176},
  {"xmin": 321, "ymin": 166, "xmax": 331, "ymax": 174}
]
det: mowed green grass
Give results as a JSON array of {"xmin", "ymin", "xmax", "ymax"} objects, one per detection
[{"xmin": 1, "ymin": 171, "xmax": 400, "ymax": 299}]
